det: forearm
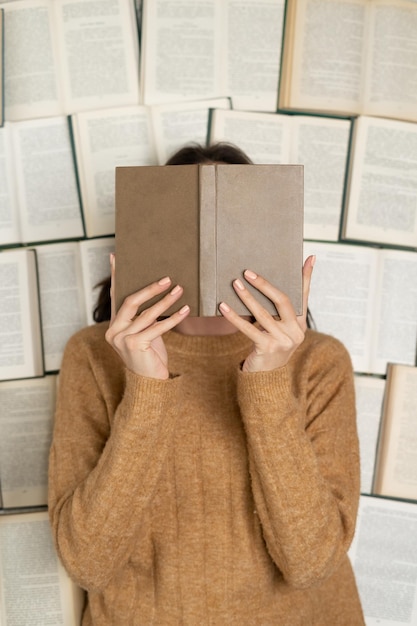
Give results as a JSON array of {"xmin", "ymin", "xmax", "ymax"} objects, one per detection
[
  {"xmin": 238, "ymin": 362, "xmax": 360, "ymax": 588},
  {"xmin": 49, "ymin": 369, "xmax": 182, "ymax": 591}
]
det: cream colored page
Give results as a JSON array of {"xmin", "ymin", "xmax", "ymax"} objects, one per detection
[
  {"xmin": 54, "ymin": 0, "xmax": 139, "ymax": 114},
  {"xmin": 303, "ymin": 241, "xmax": 378, "ymax": 374},
  {"xmin": 0, "ymin": 376, "xmax": 56, "ymax": 508},
  {"xmin": 79, "ymin": 236, "xmax": 115, "ymax": 325},
  {"xmin": 0, "ymin": 512, "xmax": 84, "ymax": 626},
  {"xmin": 371, "ymin": 249, "xmax": 417, "ymax": 375},
  {"xmin": 72, "ymin": 105, "xmax": 157, "ymax": 237},
  {"xmin": 375, "ymin": 365, "xmax": 417, "ymax": 500},
  {"xmin": 150, "ymin": 97, "xmax": 231, "ymax": 165},
  {"xmin": 0, "ymin": 0, "xmax": 63, "ymax": 121},
  {"xmin": 363, "ymin": 0, "xmax": 417, "ymax": 122},
  {"xmin": 11, "ymin": 116, "xmax": 83, "ymax": 243},
  {"xmin": 35, "ymin": 242, "xmax": 87, "ymax": 372},
  {"xmin": 209, "ymin": 108, "xmax": 291, "ymax": 164},
  {"xmin": 349, "ymin": 496, "xmax": 417, "ymax": 625},
  {"xmin": 354, "ymin": 374, "xmax": 385, "ymax": 495},
  {"xmin": 284, "ymin": 0, "xmax": 367, "ymax": 113},
  {"xmin": 292, "ymin": 116, "xmax": 350, "ymax": 241},
  {"xmin": 222, "ymin": 0, "xmax": 285, "ymax": 111},
  {"xmin": 344, "ymin": 116, "xmax": 417, "ymax": 248},
  {"xmin": 141, "ymin": 0, "xmax": 221, "ymax": 104},
  {"xmin": 0, "ymin": 249, "xmax": 43, "ymax": 381}
]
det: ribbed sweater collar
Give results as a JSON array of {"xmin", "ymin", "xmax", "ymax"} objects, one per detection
[{"xmin": 164, "ymin": 329, "xmax": 252, "ymax": 357}]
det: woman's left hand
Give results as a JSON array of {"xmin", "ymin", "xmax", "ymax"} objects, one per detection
[{"xmin": 219, "ymin": 255, "xmax": 315, "ymax": 373}]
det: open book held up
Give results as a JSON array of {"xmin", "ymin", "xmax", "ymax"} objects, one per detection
[{"xmin": 115, "ymin": 163, "xmax": 304, "ymax": 317}]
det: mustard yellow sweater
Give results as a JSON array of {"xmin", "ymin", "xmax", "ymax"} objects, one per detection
[{"xmin": 48, "ymin": 322, "xmax": 364, "ymax": 625}]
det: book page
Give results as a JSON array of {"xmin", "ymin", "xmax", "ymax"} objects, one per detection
[
  {"xmin": 291, "ymin": 115, "xmax": 351, "ymax": 241},
  {"xmin": 0, "ymin": 8, "xmax": 3, "ymax": 126},
  {"xmin": 35, "ymin": 242, "xmax": 88, "ymax": 372},
  {"xmin": 140, "ymin": 0, "xmax": 221, "ymax": 104},
  {"xmin": 354, "ymin": 374, "xmax": 385, "ymax": 495},
  {"xmin": 349, "ymin": 495, "xmax": 417, "ymax": 625},
  {"xmin": 221, "ymin": 0, "xmax": 285, "ymax": 112},
  {"xmin": 0, "ymin": 249, "xmax": 44, "ymax": 381},
  {"xmin": 371, "ymin": 249, "xmax": 417, "ymax": 375},
  {"xmin": 279, "ymin": 0, "xmax": 367, "ymax": 115},
  {"xmin": 363, "ymin": 0, "xmax": 417, "ymax": 123},
  {"xmin": 11, "ymin": 116, "xmax": 84, "ymax": 243},
  {"xmin": 0, "ymin": 376, "xmax": 56, "ymax": 508},
  {"xmin": 303, "ymin": 241, "xmax": 378, "ymax": 374},
  {"xmin": 373, "ymin": 364, "xmax": 417, "ymax": 501},
  {"xmin": 0, "ymin": 0, "xmax": 63, "ymax": 121},
  {"xmin": 150, "ymin": 97, "xmax": 231, "ymax": 165},
  {"xmin": 209, "ymin": 108, "xmax": 291, "ymax": 164},
  {"xmin": 54, "ymin": 0, "xmax": 140, "ymax": 114},
  {"xmin": 72, "ymin": 105, "xmax": 157, "ymax": 237},
  {"xmin": 0, "ymin": 123, "xmax": 20, "ymax": 245},
  {"xmin": 343, "ymin": 116, "xmax": 417, "ymax": 248},
  {"xmin": 79, "ymin": 236, "xmax": 115, "ymax": 324},
  {"xmin": 0, "ymin": 511, "xmax": 85, "ymax": 625}
]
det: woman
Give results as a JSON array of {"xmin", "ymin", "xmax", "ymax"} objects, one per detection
[{"xmin": 48, "ymin": 143, "xmax": 364, "ymax": 625}]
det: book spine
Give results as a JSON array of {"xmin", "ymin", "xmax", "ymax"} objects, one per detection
[{"xmin": 199, "ymin": 165, "xmax": 217, "ymax": 316}]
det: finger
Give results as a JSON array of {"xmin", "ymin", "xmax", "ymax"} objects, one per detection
[
  {"xmin": 123, "ymin": 283, "xmax": 186, "ymax": 335},
  {"xmin": 110, "ymin": 276, "xmax": 173, "ymax": 332},
  {"xmin": 218, "ymin": 301, "xmax": 264, "ymax": 342},
  {"xmin": 136, "ymin": 303, "xmax": 191, "ymax": 343},
  {"xmin": 301, "ymin": 255, "xmax": 315, "ymax": 328},
  {"xmin": 241, "ymin": 270, "xmax": 296, "ymax": 324},
  {"xmin": 110, "ymin": 253, "xmax": 116, "ymax": 324}
]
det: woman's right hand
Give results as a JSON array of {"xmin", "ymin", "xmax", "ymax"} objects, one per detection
[{"xmin": 105, "ymin": 255, "xmax": 190, "ymax": 379}]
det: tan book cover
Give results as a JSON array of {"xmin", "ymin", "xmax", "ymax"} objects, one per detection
[{"xmin": 115, "ymin": 163, "xmax": 304, "ymax": 316}]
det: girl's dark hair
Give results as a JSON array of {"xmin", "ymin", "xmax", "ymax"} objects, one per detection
[{"xmin": 93, "ymin": 142, "xmax": 314, "ymax": 329}]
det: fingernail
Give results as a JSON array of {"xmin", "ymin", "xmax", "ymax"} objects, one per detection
[
  {"xmin": 219, "ymin": 302, "xmax": 230, "ymax": 313},
  {"xmin": 244, "ymin": 269, "xmax": 257, "ymax": 280},
  {"xmin": 109, "ymin": 252, "xmax": 115, "ymax": 266},
  {"xmin": 234, "ymin": 279, "xmax": 245, "ymax": 290},
  {"xmin": 311, "ymin": 255, "xmax": 316, "ymax": 267},
  {"xmin": 170, "ymin": 284, "xmax": 181, "ymax": 295},
  {"xmin": 158, "ymin": 276, "xmax": 171, "ymax": 285},
  {"xmin": 179, "ymin": 305, "xmax": 190, "ymax": 315}
]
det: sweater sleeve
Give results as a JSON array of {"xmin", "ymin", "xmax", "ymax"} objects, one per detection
[
  {"xmin": 237, "ymin": 334, "xmax": 360, "ymax": 590},
  {"xmin": 48, "ymin": 330, "xmax": 183, "ymax": 592}
]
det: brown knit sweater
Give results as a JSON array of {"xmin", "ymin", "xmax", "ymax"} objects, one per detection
[{"xmin": 48, "ymin": 322, "xmax": 364, "ymax": 625}]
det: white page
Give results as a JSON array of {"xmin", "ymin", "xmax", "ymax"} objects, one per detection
[
  {"xmin": 209, "ymin": 108, "xmax": 291, "ymax": 164},
  {"xmin": 0, "ymin": 376, "xmax": 56, "ymax": 508},
  {"xmin": 72, "ymin": 105, "xmax": 157, "ymax": 237},
  {"xmin": 11, "ymin": 116, "xmax": 84, "ymax": 243},
  {"xmin": 79, "ymin": 236, "xmax": 115, "ymax": 325},
  {"xmin": 281, "ymin": 0, "xmax": 367, "ymax": 114},
  {"xmin": 349, "ymin": 495, "xmax": 417, "ymax": 626},
  {"xmin": 0, "ymin": 249, "xmax": 43, "ymax": 381},
  {"xmin": 0, "ymin": 511, "xmax": 85, "ymax": 626},
  {"xmin": 141, "ymin": 0, "xmax": 221, "ymax": 104},
  {"xmin": 54, "ymin": 0, "xmax": 140, "ymax": 114},
  {"xmin": 363, "ymin": 1, "xmax": 417, "ymax": 123},
  {"xmin": 1, "ymin": 0, "xmax": 63, "ymax": 121},
  {"xmin": 0, "ymin": 123, "xmax": 20, "ymax": 245},
  {"xmin": 344, "ymin": 116, "xmax": 417, "ymax": 248},
  {"xmin": 221, "ymin": 0, "xmax": 285, "ymax": 112},
  {"xmin": 150, "ymin": 97, "xmax": 231, "ymax": 164},
  {"xmin": 371, "ymin": 249, "xmax": 417, "ymax": 375},
  {"xmin": 291, "ymin": 115, "xmax": 351, "ymax": 241},
  {"xmin": 303, "ymin": 241, "xmax": 378, "ymax": 374},
  {"xmin": 354, "ymin": 374, "xmax": 385, "ymax": 495},
  {"xmin": 35, "ymin": 242, "xmax": 87, "ymax": 372}
]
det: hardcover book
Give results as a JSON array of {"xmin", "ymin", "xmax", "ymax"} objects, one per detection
[{"xmin": 115, "ymin": 163, "xmax": 304, "ymax": 316}]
